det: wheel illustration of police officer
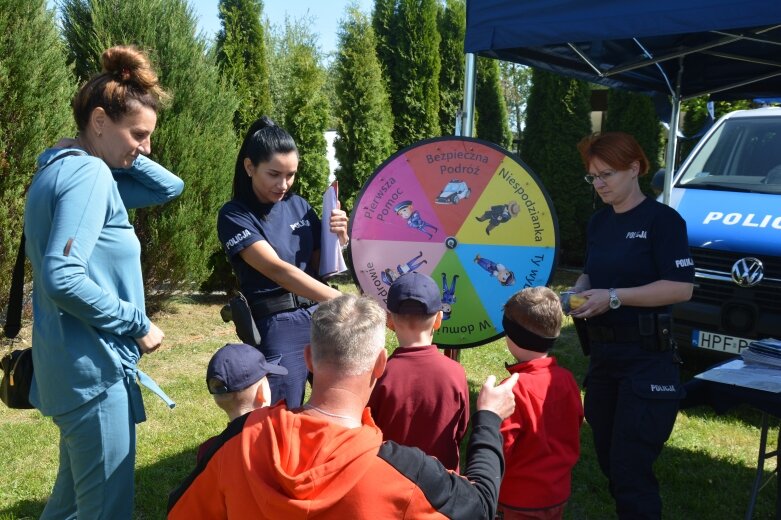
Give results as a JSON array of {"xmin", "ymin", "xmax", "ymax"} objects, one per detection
[
  {"xmin": 394, "ymin": 200, "xmax": 438, "ymax": 239},
  {"xmin": 475, "ymin": 200, "xmax": 520, "ymax": 235},
  {"xmin": 474, "ymin": 254, "xmax": 516, "ymax": 286},
  {"xmin": 380, "ymin": 251, "xmax": 428, "ymax": 286},
  {"xmin": 440, "ymin": 273, "xmax": 459, "ymax": 320}
]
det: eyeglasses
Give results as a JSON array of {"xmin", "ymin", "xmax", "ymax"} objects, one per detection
[
  {"xmin": 207, "ymin": 377, "xmax": 230, "ymax": 395},
  {"xmin": 584, "ymin": 170, "xmax": 619, "ymax": 184}
]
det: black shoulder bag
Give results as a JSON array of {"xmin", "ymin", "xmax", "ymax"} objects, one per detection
[
  {"xmin": 1, "ymin": 150, "xmax": 85, "ymax": 409},
  {"xmin": 1, "ymin": 231, "xmax": 34, "ymax": 409}
]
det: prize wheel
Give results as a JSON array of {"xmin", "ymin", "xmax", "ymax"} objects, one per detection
[{"xmin": 349, "ymin": 137, "xmax": 559, "ymax": 348}]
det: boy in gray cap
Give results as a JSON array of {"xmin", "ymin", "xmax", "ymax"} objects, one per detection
[
  {"xmin": 367, "ymin": 272, "xmax": 470, "ymax": 471},
  {"xmin": 197, "ymin": 343, "xmax": 288, "ymax": 463}
]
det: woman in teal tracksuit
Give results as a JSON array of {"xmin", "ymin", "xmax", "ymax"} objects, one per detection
[{"xmin": 25, "ymin": 45, "xmax": 183, "ymax": 519}]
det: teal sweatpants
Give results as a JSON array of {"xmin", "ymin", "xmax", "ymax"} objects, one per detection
[{"xmin": 41, "ymin": 377, "xmax": 136, "ymax": 520}]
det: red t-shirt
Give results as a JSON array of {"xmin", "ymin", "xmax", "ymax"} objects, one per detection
[
  {"xmin": 499, "ymin": 356, "xmax": 584, "ymax": 509},
  {"xmin": 367, "ymin": 345, "xmax": 469, "ymax": 471}
]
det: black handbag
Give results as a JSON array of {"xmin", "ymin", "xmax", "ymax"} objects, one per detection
[
  {"xmin": 1, "ymin": 232, "xmax": 34, "ymax": 409},
  {"xmin": 0, "ymin": 348, "xmax": 33, "ymax": 409}
]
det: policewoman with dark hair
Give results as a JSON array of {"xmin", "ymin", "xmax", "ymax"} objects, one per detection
[
  {"xmin": 567, "ymin": 132, "xmax": 694, "ymax": 520},
  {"xmin": 217, "ymin": 116, "xmax": 348, "ymax": 407}
]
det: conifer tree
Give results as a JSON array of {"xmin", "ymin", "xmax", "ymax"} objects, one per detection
[
  {"xmin": 604, "ymin": 89, "xmax": 662, "ymax": 194},
  {"xmin": 216, "ymin": 0, "xmax": 272, "ymax": 133},
  {"xmin": 372, "ymin": 0, "xmax": 396, "ymax": 92},
  {"xmin": 437, "ymin": 0, "xmax": 465, "ymax": 135},
  {"xmin": 205, "ymin": 0, "xmax": 272, "ymax": 292},
  {"xmin": 0, "ymin": 0, "xmax": 75, "ymax": 300},
  {"xmin": 521, "ymin": 69, "xmax": 593, "ymax": 265},
  {"xmin": 475, "ymin": 57, "xmax": 512, "ymax": 148},
  {"xmin": 60, "ymin": 0, "xmax": 240, "ymax": 291},
  {"xmin": 266, "ymin": 18, "xmax": 330, "ymax": 213},
  {"xmin": 386, "ymin": 0, "xmax": 441, "ymax": 147},
  {"xmin": 333, "ymin": 6, "xmax": 394, "ymax": 211}
]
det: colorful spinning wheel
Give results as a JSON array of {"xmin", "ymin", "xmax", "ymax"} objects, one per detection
[{"xmin": 349, "ymin": 137, "xmax": 559, "ymax": 348}]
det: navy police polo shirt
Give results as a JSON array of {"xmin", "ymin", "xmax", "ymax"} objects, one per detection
[
  {"xmin": 217, "ymin": 194, "xmax": 321, "ymax": 302},
  {"xmin": 584, "ymin": 197, "xmax": 694, "ymax": 326}
]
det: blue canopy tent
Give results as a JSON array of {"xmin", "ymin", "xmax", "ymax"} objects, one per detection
[{"xmin": 462, "ymin": 0, "xmax": 781, "ymax": 202}]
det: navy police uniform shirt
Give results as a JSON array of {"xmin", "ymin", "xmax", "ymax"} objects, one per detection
[
  {"xmin": 217, "ymin": 194, "xmax": 321, "ymax": 302},
  {"xmin": 583, "ymin": 197, "xmax": 694, "ymax": 326}
]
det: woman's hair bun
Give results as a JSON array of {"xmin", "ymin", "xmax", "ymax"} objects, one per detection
[
  {"xmin": 101, "ymin": 45, "xmax": 161, "ymax": 92},
  {"xmin": 71, "ymin": 45, "xmax": 169, "ymax": 131}
]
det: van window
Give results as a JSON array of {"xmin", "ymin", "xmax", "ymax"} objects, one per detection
[{"xmin": 678, "ymin": 117, "xmax": 781, "ymax": 194}]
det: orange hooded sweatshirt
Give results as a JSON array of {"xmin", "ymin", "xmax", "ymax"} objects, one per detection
[{"xmin": 168, "ymin": 404, "xmax": 504, "ymax": 519}]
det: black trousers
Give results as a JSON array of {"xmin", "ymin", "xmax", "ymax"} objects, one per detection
[{"xmin": 584, "ymin": 341, "xmax": 682, "ymax": 520}]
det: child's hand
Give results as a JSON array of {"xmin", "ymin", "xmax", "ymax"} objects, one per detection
[{"xmin": 476, "ymin": 373, "xmax": 520, "ymax": 420}]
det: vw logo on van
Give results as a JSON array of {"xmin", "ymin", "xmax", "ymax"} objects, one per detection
[{"xmin": 731, "ymin": 257, "xmax": 764, "ymax": 287}]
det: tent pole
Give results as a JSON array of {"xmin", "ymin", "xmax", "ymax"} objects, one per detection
[
  {"xmin": 461, "ymin": 53, "xmax": 477, "ymax": 137},
  {"xmin": 446, "ymin": 52, "xmax": 478, "ymax": 363},
  {"xmin": 663, "ymin": 59, "xmax": 684, "ymax": 206},
  {"xmin": 662, "ymin": 96, "xmax": 680, "ymax": 206}
]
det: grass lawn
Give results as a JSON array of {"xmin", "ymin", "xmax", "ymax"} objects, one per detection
[{"xmin": 1, "ymin": 270, "xmax": 778, "ymax": 519}]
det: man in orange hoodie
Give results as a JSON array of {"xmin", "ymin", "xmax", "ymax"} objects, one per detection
[{"xmin": 168, "ymin": 294, "xmax": 519, "ymax": 520}]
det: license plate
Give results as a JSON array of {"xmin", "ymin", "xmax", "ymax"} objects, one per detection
[{"xmin": 692, "ymin": 330, "xmax": 751, "ymax": 354}]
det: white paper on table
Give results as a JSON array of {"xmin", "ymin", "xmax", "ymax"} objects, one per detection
[
  {"xmin": 695, "ymin": 359, "xmax": 781, "ymax": 393},
  {"xmin": 319, "ymin": 180, "xmax": 348, "ymax": 279}
]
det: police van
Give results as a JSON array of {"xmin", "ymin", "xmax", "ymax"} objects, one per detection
[{"xmin": 663, "ymin": 107, "xmax": 781, "ymax": 360}]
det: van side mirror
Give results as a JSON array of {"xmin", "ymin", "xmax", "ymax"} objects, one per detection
[{"xmin": 651, "ymin": 169, "xmax": 666, "ymax": 196}]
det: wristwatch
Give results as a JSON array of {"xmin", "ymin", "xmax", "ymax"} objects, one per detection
[{"xmin": 608, "ymin": 288, "xmax": 621, "ymax": 310}]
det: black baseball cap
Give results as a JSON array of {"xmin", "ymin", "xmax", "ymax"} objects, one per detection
[
  {"xmin": 206, "ymin": 343, "xmax": 287, "ymax": 395},
  {"xmin": 387, "ymin": 272, "xmax": 443, "ymax": 315}
]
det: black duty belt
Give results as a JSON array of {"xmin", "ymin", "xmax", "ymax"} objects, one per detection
[
  {"xmin": 251, "ymin": 292, "xmax": 316, "ymax": 318},
  {"xmin": 587, "ymin": 324, "xmax": 641, "ymax": 344}
]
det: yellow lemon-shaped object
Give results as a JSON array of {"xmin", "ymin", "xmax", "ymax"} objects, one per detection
[{"xmin": 569, "ymin": 294, "xmax": 588, "ymax": 310}]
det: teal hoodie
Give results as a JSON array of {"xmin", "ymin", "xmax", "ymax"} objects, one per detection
[{"xmin": 24, "ymin": 148, "xmax": 183, "ymax": 416}]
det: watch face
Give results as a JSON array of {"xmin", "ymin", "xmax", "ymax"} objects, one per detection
[{"xmin": 609, "ymin": 289, "xmax": 620, "ymax": 309}]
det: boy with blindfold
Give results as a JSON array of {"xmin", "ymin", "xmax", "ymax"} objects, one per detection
[{"xmin": 497, "ymin": 287, "xmax": 584, "ymax": 520}]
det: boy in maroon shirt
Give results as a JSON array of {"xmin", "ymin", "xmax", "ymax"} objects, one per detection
[
  {"xmin": 367, "ymin": 272, "xmax": 469, "ymax": 471},
  {"xmin": 498, "ymin": 287, "xmax": 584, "ymax": 520}
]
